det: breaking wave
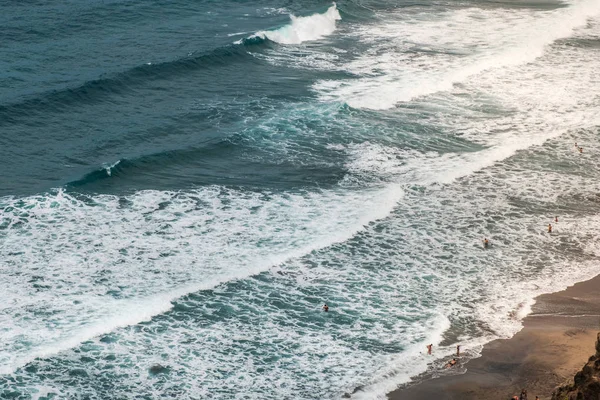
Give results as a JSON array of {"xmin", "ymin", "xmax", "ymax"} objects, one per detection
[{"xmin": 245, "ymin": 3, "xmax": 341, "ymax": 45}]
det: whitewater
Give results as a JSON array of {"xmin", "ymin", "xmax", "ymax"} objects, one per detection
[{"xmin": 1, "ymin": 0, "xmax": 600, "ymax": 399}]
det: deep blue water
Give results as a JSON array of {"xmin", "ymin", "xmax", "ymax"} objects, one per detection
[
  {"xmin": 2, "ymin": 0, "xmax": 600, "ymax": 398},
  {"xmin": 1, "ymin": 0, "xmax": 361, "ymax": 196}
]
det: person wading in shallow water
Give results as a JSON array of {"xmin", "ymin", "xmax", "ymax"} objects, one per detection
[
  {"xmin": 426, "ymin": 344, "xmax": 432, "ymax": 355},
  {"xmin": 548, "ymin": 223, "xmax": 553, "ymax": 233},
  {"xmin": 322, "ymin": 304, "xmax": 329, "ymax": 312},
  {"xmin": 555, "ymin": 216, "xmax": 559, "ymax": 223},
  {"xmin": 483, "ymin": 238, "xmax": 489, "ymax": 248},
  {"xmin": 456, "ymin": 345, "xmax": 460, "ymax": 357}
]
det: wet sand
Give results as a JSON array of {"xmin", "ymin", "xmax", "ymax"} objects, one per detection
[{"xmin": 388, "ymin": 274, "xmax": 600, "ymax": 400}]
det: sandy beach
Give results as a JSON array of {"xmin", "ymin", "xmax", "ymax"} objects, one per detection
[{"xmin": 388, "ymin": 274, "xmax": 600, "ymax": 400}]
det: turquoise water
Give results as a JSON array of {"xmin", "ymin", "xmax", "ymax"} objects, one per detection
[{"xmin": 1, "ymin": 0, "xmax": 600, "ymax": 398}]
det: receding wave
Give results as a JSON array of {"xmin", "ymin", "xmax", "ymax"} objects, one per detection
[{"xmin": 241, "ymin": 3, "xmax": 341, "ymax": 45}]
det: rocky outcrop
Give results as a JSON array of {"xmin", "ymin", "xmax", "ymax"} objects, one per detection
[{"xmin": 552, "ymin": 333, "xmax": 600, "ymax": 400}]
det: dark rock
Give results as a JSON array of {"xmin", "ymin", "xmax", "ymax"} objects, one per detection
[
  {"xmin": 574, "ymin": 371, "xmax": 586, "ymax": 385},
  {"xmin": 552, "ymin": 332, "xmax": 600, "ymax": 400},
  {"xmin": 587, "ymin": 381, "xmax": 600, "ymax": 391}
]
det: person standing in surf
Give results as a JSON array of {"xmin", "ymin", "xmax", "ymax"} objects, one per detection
[
  {"xmin": 426, "ymin": 344, "xmax": 432, "ymax": 355},
  {"xmin": 548, "ymin": 224, "xmax": 552, "ymax": 233}
]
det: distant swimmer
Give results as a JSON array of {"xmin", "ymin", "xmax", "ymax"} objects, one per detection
[
  {"xmin": 445, "ymin": 358, "xmax": 458, "ymax": 368},
  {"xmin": 555, "ymin": 216, "xmax": 559, "ymax": 223},
  {"xmin": 483, "ymin": 238, "xmax": 489, "ymax": 248},
  {"xmin": 579, "ymin": 147, "xmax": 583, "ymax": 153},
  {"xmin": 426, "ymin": 344, "xmax": 432, "ymax": 355},
  {"xmin": 548, "ymin": 223, "xmax": 553, "ymax": 233},
  {"xmin": 323, "ymin": 304, "xmax": 329, "ymax": 312},
  {"xmin": 575, "ymin": 142, "xmax": 578, "ymax": 148},
  {"xmin": 456, "ymin": 345, "xmax": 461, "ymax": 357}
]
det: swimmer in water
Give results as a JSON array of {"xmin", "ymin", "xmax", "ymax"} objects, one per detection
[
  {"xmin": 483, "ymin": 238, "xmax": 489, "ymax": 248},
  {"xmin": 426, "ymin": 344, "xmax": 432, "ymax": 355},
  {"xmin": 579, "ymin": 147, "xmax": 583, "ymax": 153},
  {"xmin": 323, "ymin": 304, "xmax": 329, "ymax": 312},
  {"xmin": 555, "ymin": 216, "xmax": 558, "ymax": 223},
  {"xmin": 548, "ymin": 223, "xmax": 552, "ymax": 233},
  {"xmin": 445, "ymin": 358, "xmax": 458, "ymax": 368}
]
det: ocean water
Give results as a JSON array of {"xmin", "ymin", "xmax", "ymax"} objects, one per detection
[{"xmin": 1, "ymin": 0, "xmax": 600, "ymax": 398}]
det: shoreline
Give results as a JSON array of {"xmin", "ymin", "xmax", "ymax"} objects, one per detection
[{"xmin": 387, "ymin": 273, "xmax": 600, "ymax": 400}]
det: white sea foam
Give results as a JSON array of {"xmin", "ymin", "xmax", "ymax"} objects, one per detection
[
  {"xmin": 3, "ymin": 3, "xmax": 600, "ymax": 400},
  {"xmin": 102, "ymin": 159, "xmax": 121, "ymax": 176},
  {"xmin": 351, "ymin": 314, "xmax": 452, "ymax": 400},
  {"xmin": 246, "ymin": 3, "xmax": 340, "ymax": 45},
  {"xmin": 226, "ymin": 31, "xmax": 251, "ymax": 37},
  {"xmin": 263, "ymin": 7, "xmax": 289, "ymax": 16},
  {"xmin": 249, "ymin": 48, "xmax": 341, "ymax": 71},
  {"xmin": 328, "ymin": 10, "xmax": 600, "ymax": 398},
  {"xmin": 313, "ymin": 0, "xmax": 600, "ymax": 109},
  {"xmin": 0, "ymin": 183, "xmax": 403, "ymax": 375}
]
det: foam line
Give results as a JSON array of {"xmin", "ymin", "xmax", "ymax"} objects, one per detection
[
  {"xmin": 314, "ymin": 0, "xmax": 600, "ymax": 109},
  {"xmin": 0, "ymin": 184, "xmax": 403, "ymax": 375},
  {"xmin": 351, "ymin": 314, "xmax": 452, "ymax": 400}
]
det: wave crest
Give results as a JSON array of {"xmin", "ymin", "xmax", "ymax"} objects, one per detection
[{"xmin": 247, "ymin": 3, "xmax": 341, "ymax": 45}]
